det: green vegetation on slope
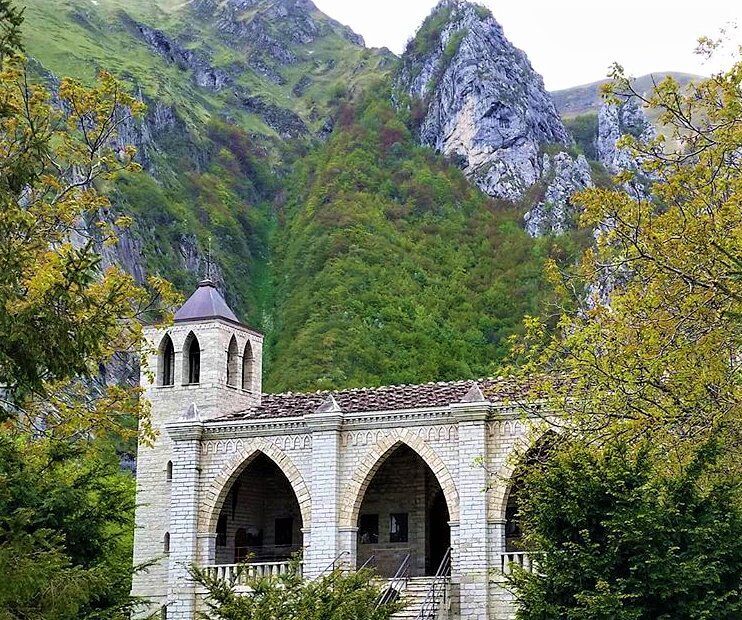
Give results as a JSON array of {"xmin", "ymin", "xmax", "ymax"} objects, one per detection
[
  {"xmin": 111, "ymin": 120, "xmax": 278, "ymax": 324},
  {"xmin": 265, "ymin": 90, "xmax": 583, "ymax": 392},
  {"xmin": 19, "ymin": 0, "xmax": 392, "ymax": 324},
  {"xmin": 18, "ymin": 0, "xmax": 585, "ymax": 392}
]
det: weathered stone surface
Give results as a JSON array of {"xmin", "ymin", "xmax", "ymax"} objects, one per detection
[
  {"xmin": 235, "ymin": 93, "xmax": 309, "ymax": 138},
  {"xmin": 127, "ymin": 19, "xmax": 232, "ymax": 92},
  {"xmin": 596, "ymin": 96, "xmax": 654, "ymax": 175},
  {"xmin": 396, "ymin": 0, "xmax": 570, "ymax": 201},
  {"xmin": 191, "ymin": 0, "xmax": 364, "ymax": 64},
  {"xmin": 524, "ymin": 151, "xmax": 593, "ymax": 237}
]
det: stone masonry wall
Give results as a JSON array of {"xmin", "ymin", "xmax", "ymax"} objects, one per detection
[{"xmin": 134, "ymin": 349, "xmax": 538, "ymax": 620}]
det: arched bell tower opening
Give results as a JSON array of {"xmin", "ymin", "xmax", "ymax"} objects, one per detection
[
  {"xmin": 241, "ymin": 341, "xmax": 253, "ymax": 392},
  {"xmin": 355, "ymin": 444, "xmax": 450, "ymax": 577},
  {"xmin": 213, "ymin": 453, "xmax": 304, "ymax": 565},
  {"xmin": 226, "ymin": 336, "xmax": 239, "ymax": 387},
  {"xmin": 158, "ymin": 334, "xmax": 175, "ymax": 386},
  {"xmin": 183, "ymin": 332, "xmax": 201, "ymax": 385}
]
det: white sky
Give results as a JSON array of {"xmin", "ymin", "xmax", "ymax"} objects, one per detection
[{"xmin": 313, "ymin": 0, "xmax": 741, "ymax": 90}]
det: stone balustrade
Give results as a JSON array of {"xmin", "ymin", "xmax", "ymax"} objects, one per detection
[
  {"xmin": 203, "ymin": 560, "xmax": 300, "ymax": 584},
  {"xmin": 499, "ymin": 552, "xmax": 538, "ymax": 574}
]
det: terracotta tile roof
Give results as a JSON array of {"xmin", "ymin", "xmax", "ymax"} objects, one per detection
[{"xmin": 219, "ymin": 376, "xmax": 534, "ymax": 421}]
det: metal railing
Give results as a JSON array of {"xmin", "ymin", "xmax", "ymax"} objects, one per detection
[
  {"xmin": 358, "ymin": 554, "xmax": 376, "ymax": 571},
  {"xmin": 415, "ymin": 548, "xmax": 452, "ymax": 620},
  {"xmin": 376, "ymin": 553, "xmax": 412, "ymax": 608},
  {"xmin": 500, "ymin": 551, "xmax": 538, "ymax": 574},
  {"xmin": 203, "ymin": 559, "xmax": 299, "ymax": 584},
  {"xmin": 316, "ymin": 550, "xmax": 350, "ymax": 578}
]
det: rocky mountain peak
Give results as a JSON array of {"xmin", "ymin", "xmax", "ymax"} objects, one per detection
[
  {"xmin": 192, "ymin": 0, "xmax": 364, "ymax": 58},
  {"xmin": 395, "ymin": 0, "xmax": 571, "ymax": 201}
]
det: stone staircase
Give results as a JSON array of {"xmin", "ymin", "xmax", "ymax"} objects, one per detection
[{"xmin": 390, "ymin": 577, "xmax": 438, "ymax": 620}]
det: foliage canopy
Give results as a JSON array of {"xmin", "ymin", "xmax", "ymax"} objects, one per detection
[{"xmin": 508, "ymin": 58, "xmax": 742, "ymax": 618}]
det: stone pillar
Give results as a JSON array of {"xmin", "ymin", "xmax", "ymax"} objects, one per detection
[
  {"xmin": 166, "ymin": 418, "xmax": 203, "ymax": 620},
  {"xmin": 452, "ymin": 403, "xmax": 491, "ymax": 620},
  {"xmin": 304, "ymin": 398, "xmax": 344, "ymax": 578}
]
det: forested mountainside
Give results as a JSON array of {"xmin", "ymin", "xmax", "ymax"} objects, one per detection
[
  {"xmin": 265, "ymin": 93, "xmax": 583, "ymax": 391},
  {"xmin": 19, "ymin": 0, "xmax": 672, "ymax": 391}
]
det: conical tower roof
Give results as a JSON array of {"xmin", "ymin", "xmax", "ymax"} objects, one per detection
[{"xmin": 174, "ymin": 279, "xmax": 239, "ymax": 323}]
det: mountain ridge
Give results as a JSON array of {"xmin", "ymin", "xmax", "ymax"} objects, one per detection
[{"xmin": 551, "ymin": 71, "xmax": 704, "ymax": 118}]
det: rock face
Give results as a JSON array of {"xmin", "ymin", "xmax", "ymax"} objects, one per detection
[
  {"xmin": 396, "ymin": 0, "xmax": 571, "ymax": 201},
  {"xmin": 127, "ymin": 19, "xmax": 232, "ymax": 92},
  {"xmin": 524, "ymin": 152, "xmax": 593, "ymax": 237},
  {"xmin": 192, "ymin": 0, "xmax": 364, "ymax": 64},
  {"xmin": 596, "ymin": 97, "xmax": 654, "ymax": 174},
  {"xmin": 236, "ymin": 94, "xmax": 309, "ymax": 138}
]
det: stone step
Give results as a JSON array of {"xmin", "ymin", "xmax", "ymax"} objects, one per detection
[{"xmin": 388, "ymin": 578, "xmax": 438, "ymax": 620}]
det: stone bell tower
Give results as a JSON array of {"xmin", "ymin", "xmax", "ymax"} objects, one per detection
[{"xmin": 131, "ymin": 279, "xmax": 263, "ymax": 616}]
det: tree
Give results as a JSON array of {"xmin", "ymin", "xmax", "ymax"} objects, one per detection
[
  {"xmin": 510, "ymin": 435, "xmax": 742, "ymax": 620},
  {"xmin": 0, "ymin": 3, "xmax": 176, "ymax": 617},
  {"xmin": 0, "ymin": 434, "xmax": 143, "ymax": 620},
  {"xmin": 191, "ymin": 560, "xmax": 403, "ymax": 620},
  {"xmin": 0, "ymin": 0, "xmax": 22, "ymax": 61},
  {"xmin": 0, "ymin": 26, "xmax": 177, "ymax": 439},
  {"xmin": 507, "ymin": 57, "xmax": 742, "ymax": 616}
]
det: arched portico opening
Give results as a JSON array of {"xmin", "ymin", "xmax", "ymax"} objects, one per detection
[
  {"xmin": 355, "ymin": 444, "xmax": 450, "ymax": 577},
  {"xmin": 213, "ymin": 452, "xmax": 304, "ymax": 565},
  {"xmin": 503, "ymin": 432, "xmax": 558, "ymax": 551}
]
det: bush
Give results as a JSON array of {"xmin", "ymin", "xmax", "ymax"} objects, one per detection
[{"xmin": 191, "ymin": 559, "xmax": 404, "ymax": 620}]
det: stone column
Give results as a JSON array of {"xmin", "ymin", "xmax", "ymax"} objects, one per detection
[
  {"xmin": 304, "ymin": 397, "xmax": 344, "ymax": 577},
  {"xmin": 452, "ymin": 402, "xmax": 491, "ymax": 620},
  {"xmin": 165, "ymin": 418, "xmax": 203, "ymax": 620}
]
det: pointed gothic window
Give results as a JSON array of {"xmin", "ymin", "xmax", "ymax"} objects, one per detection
[
  {"xmin": 163, "ymin": 532, "xmax": 170, "ymax": 554},
  {"xmin": 166, "ymin": 460, "xmax": 173, "ymax": 482},
  {"xmin": 159, "ymin": 334, "xmax": 175, "ymax": 386},
  {"xmin": 241, "ymin": 341, "xmax": 254, "ymax": 391},
  {"xmin": 226, "ymin": 336, "xmax": 238, "ymax": 387},
  {"xmin": 183, "ymin": 332, "xmax": 200, "ymax": 384}
]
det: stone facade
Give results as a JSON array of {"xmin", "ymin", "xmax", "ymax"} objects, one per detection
[{"xmin": 132, "ymin": 284, "xmax": 542, "ymax": 620}]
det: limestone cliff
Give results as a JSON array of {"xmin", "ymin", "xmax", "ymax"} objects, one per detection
[
  {"xmin": 524, "ymin": 152, "xmax": 593, "ymax": 237},
  {"xmin": 596, "ymin": 97, "xmax": 654, "ymax": 175},
  {"xmin": 395, "ymin": 0, "xmax": 571, "ymax": 201}
]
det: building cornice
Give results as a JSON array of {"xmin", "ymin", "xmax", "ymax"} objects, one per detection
[
  {"xmin": 166, "ymin": 420, "xmax": 204, "ymax": 442},
  {"xmin": 198, "ymin": 399, "xmax": 549, "ymax": 439}
]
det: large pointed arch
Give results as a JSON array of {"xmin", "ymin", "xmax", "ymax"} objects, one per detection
[
  {"xmin": 338, "ymin": 429, "xmax": 459, "ymax": 529},
  {"xmin": 489, "ymin": 425, "xmax": 560, "ymax": 522},
  {"xmin": 199, "ymin": 438, "xmax": 311, "ymax": 535}
]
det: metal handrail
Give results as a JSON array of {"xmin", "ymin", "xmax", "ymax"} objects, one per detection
[
  {"xmin": 415, "ymin": 548, "xmax": 452, "ymax": 620},
  {"xmin": 316, "ymin": 550, "xmax": 350, "ymax": 578},
  {"xmin": 358, "ymin": 554, "xmax": 376, "ymax": 571},
  {"xmin": 376, "ymin": 553, "xmax": 411, "ymax": 608}
]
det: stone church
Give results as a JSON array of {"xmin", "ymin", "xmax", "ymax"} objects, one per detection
[{"xmin": 132, "ymin": 280, "xmax": 543, "ymax": 620}]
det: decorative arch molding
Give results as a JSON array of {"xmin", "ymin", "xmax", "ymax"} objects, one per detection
[
  {"xmin": 198, "ymin": 438, "xmax": 311, "ymax": 534},
  {"xmin": 338, "ymin": 429, "xmax": 460, "ymax": 529},
  {"xmin": 489, "ymin": 424, "xmax": 560, "ymax": 522}
]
